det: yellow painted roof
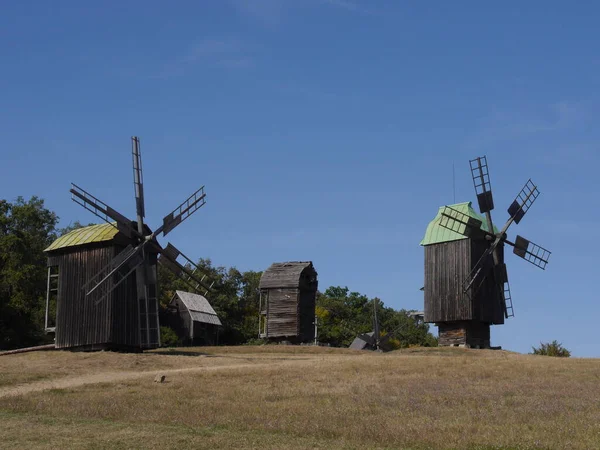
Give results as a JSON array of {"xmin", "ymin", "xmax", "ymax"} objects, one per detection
[{"xmin": 45, "ymin": 223, "xmax": 119, "ymax": 252}]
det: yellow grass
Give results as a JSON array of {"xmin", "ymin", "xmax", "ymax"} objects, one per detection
[{"xmin": 1, "ymin": 346, "xmax": 599, "ymax": 449}]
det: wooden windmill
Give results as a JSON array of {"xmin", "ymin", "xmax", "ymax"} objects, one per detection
[
  {"xmin": 420, "ymin": 156, "xmax": 551, "ymax": 348},
  {"xmin": 45, "ymin": 137, "xmax": 213, "ymax": 351}
]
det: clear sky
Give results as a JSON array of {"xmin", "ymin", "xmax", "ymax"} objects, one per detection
[{"xmin": 2, "ymin": 1, "xmax": 599, "ymax": 356}]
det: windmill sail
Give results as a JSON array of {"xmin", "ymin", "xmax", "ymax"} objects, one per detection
[{"xmin": 160, "ymin": 186, "xmax": 207, "ymax": 236}]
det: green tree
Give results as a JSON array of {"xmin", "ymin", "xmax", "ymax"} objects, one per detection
[
  {"xmin": 0, "ymin": 196, "xmax": 58, "ymax": 349},
  {"xmin": 316, "ymin": 286, "xmax": 437, "ymax": 348},
  {"xmin": 532, "ymin": 340, "xmax": 571, "ymax": 357},
  {"xmin": 158, "ymin": 257, "xmax": 263, "ymax": 345},
  {"xmin": 57, "ymin": 220, "xmax": 95, "ymax": 236}
]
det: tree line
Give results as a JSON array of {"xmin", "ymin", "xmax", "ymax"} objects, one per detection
[{"xmin": 0, "ymin": 196, "xmax": 437, "ymax": 350}]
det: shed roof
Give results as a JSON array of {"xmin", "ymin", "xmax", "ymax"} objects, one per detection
[
  {"xmin": 259, "ymin": 261, "xmax": 315, "ymax": 289},
  {"xmin": 420, "ymin": 202, "xmax": 499, "ymax": 246},
  {"xmin": 349, "ymin": 332, "xmax": 374, "ymax": 350},
  {"xmin": 172, "ymin": 290, "xmax": 222, "ymax": 326},
  {"xmin": 45, "ymin": 223, "xmax": 119, "ymax": 252}
]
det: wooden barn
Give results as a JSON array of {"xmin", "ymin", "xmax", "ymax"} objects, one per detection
[
  {"xmin": 258, "ymin": 261, "xmax": 318, "ymax": 343},
  {"xmin": 420, "ymin": 202, "xmax": 504, "ymax": 348},
  {"xmin": 44, "ymin": 223, "xmax": 160, "ymax": 351},
  {"xmin": 166, "ymin": 290, "xmax": 222, "ymax": 345}
]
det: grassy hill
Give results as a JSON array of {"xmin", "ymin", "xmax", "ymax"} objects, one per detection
[{"xmin": 0, "ymin": 346, "xmax": 599, "ymax": 449}]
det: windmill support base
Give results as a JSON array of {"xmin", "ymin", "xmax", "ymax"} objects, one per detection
[{"xmin": 436, "ymin": 321, "xmax": 491, "ymax": 348}]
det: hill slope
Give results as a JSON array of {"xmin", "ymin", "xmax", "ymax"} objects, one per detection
[{"xmin": 1, "ymin": 346, "xmax": 599, "ymax": 449}]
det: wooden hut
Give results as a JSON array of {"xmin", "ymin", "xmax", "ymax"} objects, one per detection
[
  {"xmin": 258, "ymin": 261, "xmax": 318, "ymax": 343},
  {"xmin": 44, "ymin": 223, "xmax": 160, "ymax": 351},
  {"xmin": 420, "ymin": 202, "xmax": 504, "ymax": 348},
  {"xmin": 166, "ymin": 290, "xmax": 222, "ymax": 345}
]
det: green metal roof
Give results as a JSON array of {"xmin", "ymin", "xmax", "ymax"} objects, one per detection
[
  {"xmin": 420, "ymin": 202, "xmax": 499, "ymax": 246},
  {"xmin": 45, "ymin": 223, "xmax": 119, "ymax": 252}
]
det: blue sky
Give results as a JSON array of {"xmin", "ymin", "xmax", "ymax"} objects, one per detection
[{"xmin": 2, "ymin": 1, "xmax": 599, "ymax": 356}]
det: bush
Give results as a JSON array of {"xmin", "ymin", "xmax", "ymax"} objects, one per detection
[
  {"xmin": 160, "ymin": 326, "xmax": 180, "ymax": 347},
  {"xmin": 244, "ymin": 338, "xmax": 269, "ymax": 346},
  {"xmin": 532, "ymin": 340, "xmax": 571, "ymax": 357}
]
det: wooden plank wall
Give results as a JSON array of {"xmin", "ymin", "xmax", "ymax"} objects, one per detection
[
  {"xmin": 110, "ymin": 245, "xmax": 142, "ymax": 348},
  {"xmin": 471, "ymin": 240, "xmax": 505, "ymax": 325},
  {"xmin": 50, "ymin": 245, "xmax": 141, "ymax": 350},
  {"xmin": 264, "ymin": 288, "xmax": 299, "ymax": 338},
  {"xmin": 424, "ymin": 239, "xmax": 473, "ymax": 322},
  {"xmin": 52, "ymin": 246, "xmax": 115, "ymax": 349}
]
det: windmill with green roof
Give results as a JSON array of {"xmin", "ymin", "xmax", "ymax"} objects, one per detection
[{"xmin": 420, "ymin": 156, "xmax": 551, "ymax": 348}]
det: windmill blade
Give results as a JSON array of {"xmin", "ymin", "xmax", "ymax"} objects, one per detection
[
  {"xmin": 491, "ymin": 261, "xmax": 514, "ymax": 319},
  {"xmin": 131, "ymin": 136, "xmax": 145, "ymax": 221},
  {"xmin": 501, "ymin": 276, "xmax": 514, "ymax": 318},
  {"xmin": 84, "ymin": 242, "xmax": 147, "ymax": 304},
  {"xmin": 158, "ymin": 186, "xmax": 206, "ymax": 236},
  {"xmin": 439, "ymin": 206, "xmax": 489, "ymax": 238},
  {"xmin": 157, "ymin": 243, "xmax": 213, "ymax": 293},
  {"xmin": 70, "ymin": 183, "xmax": 137, "ymax": 239},
  {"xmin": 462, "ymin": 247, "xmax": 495, "ymax": 296},
  {"xmin": 507, "ymin": 179, "xmax": 539, "ymax": 225},
  {"xmin": 469, "ymin": 156, "xmax": 495, "ymax": 214},
  {"xmin": 511, "ymin": 235, "xmax": 551, "ymax": 270}
]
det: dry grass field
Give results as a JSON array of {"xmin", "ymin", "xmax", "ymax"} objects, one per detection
[{"xmin": 1, "ymin": 346, "xmax": 599, "ymax": 449}]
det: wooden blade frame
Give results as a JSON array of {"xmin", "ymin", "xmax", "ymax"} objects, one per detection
[
  {"xmin": 157, "ymin": 243, "xmax": 213, "ymax": 294},
  {"xmin": 439, "ymin": 206, "xmax": 489, "ymax": 239},
  {"xmin": 70, "ymin": 183, "xmax": 137, "ymax": 239},
  {"xmin": 469, "ymin": 156, "xmax": 495, "ymax": 214},
  {"xmin": 131, "ymin": 136, "xmax": 145, "ymax": 221},
  {"xmin": 507, "ymin": 179, "xmax": 539, "ymax": 224},
  {"xmin": 463, "ymin": 247, "xmax": 494, "ymax": 297},
  {"xmin": 85, "ymin": 242, "xmax": 147, "ymax": 305},
  {"xmin": 512, "ymin": 235, "xmax": 551, "ymax": 270},
  {"xmin": 160, "ymin": 186, "xmax": 206, "ymax": 236}
]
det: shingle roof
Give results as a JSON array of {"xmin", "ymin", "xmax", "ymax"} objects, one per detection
[
  {"xmin": 45, "ymin": 223, "xmax": 119, "ymax": 252},
  {"xmin": 420, "ymin": 201, "xmax": 499, "ymax": 246},
  {"xmin": 173, "ymin": 290, "xmax": 222, "ymax": 326},
  {"xmin": 259, "ymin": 261, "xmax": 315, "ymax": 289}
]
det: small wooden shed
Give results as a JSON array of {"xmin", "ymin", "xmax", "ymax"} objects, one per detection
[
  {"xmin": 167, "ymin": 290, "xmax": 222, "ymax": 345},
  {"xmin": 44, "ymin": 223, "xmax": 160, "ymax": 351},
  {"xmin": 258, "ymin": 261, "xmax": 318, "ymax": 343}
]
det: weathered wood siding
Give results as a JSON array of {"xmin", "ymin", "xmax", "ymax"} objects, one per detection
[
  {"xmin": 264, "ymin": 288, "xmax": 299, "ymax": 338},
  {"xmin": 424, "ymin": 238, "xmax": 505, "ymax": 325},
  {"xmin": 424, "ymin": 239, "xmax": 472, "ymax": 322},
  {"xmin": 48, "ymin": 244, "xmax": 148, "ymax": 350},
  {"xmin": 259, "ymin": 262, "xmax": 318, "ymax": 342},
  {"xmin": 470, "ymin": 240, "xmax": 505, "ymax": 325}
]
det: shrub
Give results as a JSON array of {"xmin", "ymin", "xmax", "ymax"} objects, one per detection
[
  {"xmin": 160, "ymin": 326, "xmax": 180, "ymax": 347},
  {"xmin": 244, "ymin": 338, "xmax": 268, "ymax": 346},
  {"xmin": 532, "ymin": 340, "xmax": 571, "ymax": 357}
]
